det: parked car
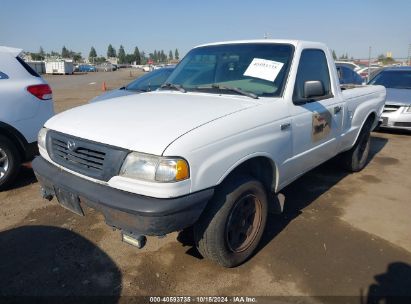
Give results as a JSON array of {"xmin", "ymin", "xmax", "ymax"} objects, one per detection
[
  {"xmin": 78, "ymin": 64, "xmax": 96, "ymax": 72},
  {"xmin": 356, "ymin": 66, "xmax": 382, "ymax": 80},
  {"xmin": 33, "ymin": 40, "xmax": 385, "ymax": 267},
  {"xmin": 336, "ymin": 64, "xmax": 363, "ymax": 85},
  {"xmin": 142, "ymin": 65, "xmax": 153, "ymax": 72},
  {"xmin": 334, "ymin": 61, "xmax": 361, "ymax": 71},
  {"xmin": 96, "ymin": 63, "xmax": 117, "ymax": 72},
  {"xmin": 0, "ymin": 46, "xmax": 54, "ymax": 190},
  {"xmin": 368, "ymin": 67, "xmax": 411, "ymax": 130},
  {"xmin": 89, "ymin": 66, "xmax": 175, "ymax": 103}
]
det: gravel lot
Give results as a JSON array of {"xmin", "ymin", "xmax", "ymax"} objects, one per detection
[{"xmin": 1, "ymin": 69, "xmax": 410, "ymax": 303}]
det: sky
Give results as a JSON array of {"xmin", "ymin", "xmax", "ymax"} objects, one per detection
[{"xmin": 1, "ymin": 0, "xmax": 410, "ymax": 59}]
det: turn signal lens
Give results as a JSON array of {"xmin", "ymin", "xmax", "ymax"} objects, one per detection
[{"xmin": 176, "ymin": 159, "xmax": 189, "ymax": 181}]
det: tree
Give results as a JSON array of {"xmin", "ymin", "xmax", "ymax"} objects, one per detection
[
  {"xmin": 168, "ymin": 50, "xmax": 173, "ymax": 61},
  {"xmin": 39, "ymin": 47, "xmax": 45, "ymax": 57},
  {"xmin": 89, "ymin": 47, "xmax": 97, "ymax": 60},
  {"xmin": 133, "ymin": 46, "xmax": 141, "ymax": 65},
  {"xmin": 140, "ymin": 51, "xmax": 146, "ymax": 64},
  {"xmin": 31, "ymin": 52, "xmax": 44, "ymax": 61},
  {"xmin": 160, "ymin": 50, "xmax": 166, "ymax": 62},
  {"xmin": 153, "ymin": 50, "xmax": 158, "ymax": 62},
  {"xmin": 62, "ymin": 46, "xmax": 69, "ymax": 58},
  {"xmin": 377, "ymin": 54, "xmax": 395, "ymax": 65},
  {"xmin": 30, "ymin": 46, "xmax": 46, "ymax": 61},
  {"xmin": 174, "ymin": 48, "xmax": 179, "ymax": 60},
  {"xmin": 118, "ymin": 45, "xmax": 126, "ymax": 64},
  {"xmin": 94, "ymin": 56, "xmax": 106, "ymax": 64},
  {"xmin": 124, "ymin": 54, "xmax": 135, "ymax": 64},
  {"xmin": 332, "ymin": 50, "xmax": 337, "ymax": 60},
  {"xmin": 339, "ymin": 53, "xmax": 349, "ymax": 60},
  {"xmin": 107, "ymin": 44, "xmax": 116, "ymax": 58},
  {"xmin": 72, "ymin": 52, "xmax": 82, "ymax": 62}
]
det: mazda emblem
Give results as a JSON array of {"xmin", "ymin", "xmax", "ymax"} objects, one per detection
[{"xmin": 67, "ymin": 140, "xmax": 76, "ymax": 151}]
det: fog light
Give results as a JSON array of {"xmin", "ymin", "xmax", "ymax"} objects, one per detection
[{"xmin": 122, "ymin": 233, "xmax": 146, "ymax": 249}]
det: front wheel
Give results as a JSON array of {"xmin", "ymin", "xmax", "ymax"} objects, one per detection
[
  {"xmin": 0, "ymin": 135, "xmax": 21, "ymax": 191},
  {"xmin": 194, "ymin": 175, "xmax": 268, "ymax": 267}
]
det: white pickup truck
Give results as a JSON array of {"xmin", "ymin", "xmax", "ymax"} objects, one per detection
[{"xmin": 33, "ymin": 40, "xmax": 385, "ymax": 267}]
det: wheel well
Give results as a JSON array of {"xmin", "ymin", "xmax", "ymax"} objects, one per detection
[
  {"xmin": 223, "ymin": 157, "xmax": 276, "ymax": 194},
  {"xmin": 0, "ymin": 123, "xmax": 27, "ymax": 160},
  {"xmin": 366, "ymin": 112, "xmax": 377, "ymax": 128}
]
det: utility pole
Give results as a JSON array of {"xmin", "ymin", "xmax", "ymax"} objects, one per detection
[
  {"xmin": 367, "ymin": 46, "xmax": 372, "ymax": 83},
  {"xmin": 408, "ymin": 44, "xmax": 411, "ymax": 66}
]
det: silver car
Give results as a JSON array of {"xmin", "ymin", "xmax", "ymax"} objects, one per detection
[{"xmin": 368, "ymin": 67, "xmax": 411, "ymax": 130}]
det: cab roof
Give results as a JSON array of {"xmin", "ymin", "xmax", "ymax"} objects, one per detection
[{"xmin": 194, "ymin": 39, "xmax": 325, "ymax": 49}]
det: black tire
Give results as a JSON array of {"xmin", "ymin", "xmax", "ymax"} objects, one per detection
[
  {"xmin": 342, "ymin": 120, "xmax": 372, "ymax": 172},
  {"xmin": 0, "ymin": 135, "xmax": 21, "ymax": 191},
  {"xmin": 194, "ymin": 175, "xmax": 268, "ymax": 267}
]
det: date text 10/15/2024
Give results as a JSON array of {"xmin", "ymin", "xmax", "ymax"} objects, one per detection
[{"xmin": 149, "ymin": 296, "xmax": 257, "ymax": 303}]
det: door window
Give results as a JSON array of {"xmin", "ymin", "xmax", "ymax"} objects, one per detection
[{"xmin": 293, "ymin": 49, "xmax": 332, "ymax": 103}]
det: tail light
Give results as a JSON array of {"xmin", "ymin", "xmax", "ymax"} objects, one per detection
[{"xmin": 27, "ymin": 84, "xmax": 52, "ymax": 100}]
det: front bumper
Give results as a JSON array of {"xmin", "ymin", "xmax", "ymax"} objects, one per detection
[
  {"xmin": 32, "ymin": 157, "xmax": 214, "ymax": 236},
  {"xmin": 380, "ymin": 106, "xmax": 411, "ymax": 130}
]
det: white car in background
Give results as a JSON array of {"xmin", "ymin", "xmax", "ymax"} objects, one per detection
[
  {"xmin": 0, "ymin": 46, "xmax": 54, "ymax": 190},
  {"xmin": 334, "ymin": 61, "xmax": 361, "ymax": 71}
]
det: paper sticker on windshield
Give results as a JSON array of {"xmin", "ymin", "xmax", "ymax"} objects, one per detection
[{"xmin": 243, "ymin": 58, "xmax": 284, "ymax": 82}]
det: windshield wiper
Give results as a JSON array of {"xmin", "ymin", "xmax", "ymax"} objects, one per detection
[
  {"xmin": 197, "ymin": 84, "xmax": 258, "ymax": 99},
  {"xmin": 126, "ymin": 88, "xmax": 149, "ymax": 92},
  {"xmin": 160, "ymin": 82, "xmax": 187, "ymax": 93}
]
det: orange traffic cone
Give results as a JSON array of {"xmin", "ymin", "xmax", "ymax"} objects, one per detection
[{"xmin": 102, "ymin": 81, "xmax": 107, "ymax": 91}]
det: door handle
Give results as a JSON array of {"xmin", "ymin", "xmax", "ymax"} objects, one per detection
[
  {"xmin": 334, "ymin": 106, "xmax": 342, "ymax": 114},
  {"xmin": 280, "ymin": 122, "xmax": 291, "ymax": 131}
]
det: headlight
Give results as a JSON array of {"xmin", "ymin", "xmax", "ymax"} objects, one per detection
[
  {"xmin": 119, "ymin": 152, "xmax": 189, "ymax": 182},
  {"xmin": 38, "ymin": 127, "xmax": 48, "ymax": 150}
]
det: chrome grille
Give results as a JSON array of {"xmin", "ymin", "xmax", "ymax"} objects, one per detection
[
  {"xmin": 394, "ymin": 122, "xmax": 411, "ymax": 128},
  {"xmin": 51, "ymin": 138, "xmax": 105, "ymax": 171},
  {"xmin": 47, "ymin": 131, "xmax": 129, "ymax": 181}
]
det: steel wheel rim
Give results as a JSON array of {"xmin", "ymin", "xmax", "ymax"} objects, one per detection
[
  {"xmin": 0, "ymin": 148, "xmax": 9, "ymax": 180},
  {"xmin": 225, "ymin": 193, "xmax": 262, "ymax": 253}
]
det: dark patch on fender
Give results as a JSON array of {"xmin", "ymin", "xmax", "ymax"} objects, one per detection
[{"xmin": 312, "ymin": 111, "xmax": 332, "ymax": 142}]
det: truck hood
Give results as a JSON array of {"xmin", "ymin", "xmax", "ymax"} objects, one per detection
[
  {"xmin": 385, "ymin": 88, "xmax": 411, "ymax": 106},
  {"xmin": 45, "ymin": 91, "xmax": 260, "ymax": 155}
]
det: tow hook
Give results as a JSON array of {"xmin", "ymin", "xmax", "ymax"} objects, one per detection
[
  {"xmin": 41, "ymin": 187, "xmax": 54, "ymax": 201},
  {"xmin": 122, "ymin": 233, "xmax": 147, "ymax": 249}
]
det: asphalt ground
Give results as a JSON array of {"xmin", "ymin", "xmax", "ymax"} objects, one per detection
[{"xmin": 1, "ymin": 69, "xmax": 410, "ymax": 303}]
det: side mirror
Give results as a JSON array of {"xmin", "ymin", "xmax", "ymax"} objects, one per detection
[{"xmin": 304, "ymin": 80, "xmax": 325, "ymax": 98}]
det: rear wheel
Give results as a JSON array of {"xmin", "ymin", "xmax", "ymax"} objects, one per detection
[
  {"xmin": 0, "ymin": 135, "xmax": 21, "ymax": 191},
  {"xmin": 194, "ymin": 175, "xmax": 268, "ymax": 267},
  {"xmin": 342, "ymin": 120, "xmax": 372, "ymax": 172}
]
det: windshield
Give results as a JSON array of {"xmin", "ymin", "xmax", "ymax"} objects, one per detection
[
  {"xmin": 126, "ymin": 68, "xmax": 174, "ymax": 91},
  {"xmin": 368, "ymin": 70, "xmax": 411, "ymax": 89},
  {"xmin": 165, "ymin": 43, "xmax": 294, "ymax": 97}
]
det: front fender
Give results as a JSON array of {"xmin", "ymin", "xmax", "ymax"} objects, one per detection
[{"xmin": 162, "ymin": 103, "xmax": 292, "ymax": 194}]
